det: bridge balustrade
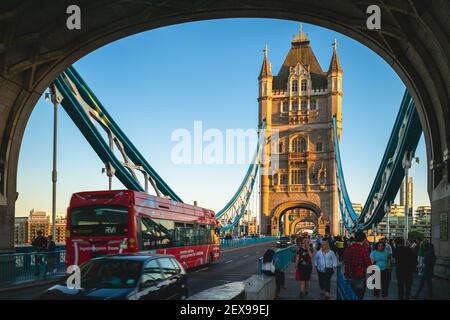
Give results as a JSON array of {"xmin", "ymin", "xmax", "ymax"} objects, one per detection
[
  {"xmin": 0, "ymin": 251, "xmax": 66, "ymax": 286},
  {"xmin": 220, "ymin": 236, "xmax": 277, "ymax": 251},
  {"xmin": 257, "ymin": 245, "xmax": 297, "ymax": 274},
  {"xmin": 336, "ymin": 265, "xmax": 359, "ymax": 300}
]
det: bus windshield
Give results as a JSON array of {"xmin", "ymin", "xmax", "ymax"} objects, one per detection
[{"xmin": 71, "ymin": 206, "xmax": 128, "ymax": 236}]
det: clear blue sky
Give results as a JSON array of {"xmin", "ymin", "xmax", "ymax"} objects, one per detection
[{"xmin": 16, "ymin": 18, "xmax": 430, "ymax": 217}]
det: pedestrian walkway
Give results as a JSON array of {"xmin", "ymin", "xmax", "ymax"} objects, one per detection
[
  {"xmin": 276, "ymin": 262, "xmax": 449, "ymax": 300},
  {"xmin": 277, "ymin": 263, "xmax": 337, "ymax": 300}
]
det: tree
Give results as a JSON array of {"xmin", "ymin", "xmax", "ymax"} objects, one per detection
[{"xmin": 408, "ymin": 230, "xmax": 424, "ymax": 241}]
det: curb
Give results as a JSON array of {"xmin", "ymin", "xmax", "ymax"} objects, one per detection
[{"xmin": 0, "ymin": 277, "xmax": 63, "ymax": 293}]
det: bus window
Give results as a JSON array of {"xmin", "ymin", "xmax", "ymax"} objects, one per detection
[{"xmin": 139, "ymin": 217, "xmax": 174, "ymax": 250}]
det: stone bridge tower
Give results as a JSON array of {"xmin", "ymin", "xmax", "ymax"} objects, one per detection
[{"xmin": 258, "ymin": 25, "xmax": 342, "ymax": 236}]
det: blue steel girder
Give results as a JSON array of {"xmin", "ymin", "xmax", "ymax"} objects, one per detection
[
  {"xmin": 217, "ymin": 122, "xmax": 266, "ymax": 231},
  {"xmin": 53, "ymin": 66, "xmax": 183, "ymax": 202},
  {"xmin": 333, "ymin": 90, "xmax": 422, "ymax": 232}
]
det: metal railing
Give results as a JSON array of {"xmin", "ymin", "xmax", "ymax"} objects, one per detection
[
  {"xmin": 220, "ymin": 236, "xmax": 277, "ymax": 251},
  {"xmin": 258, "ymin": 245, "xmax": 296, "ymax": 274},
  {"xmin": 0, "ymin": 251, "xmax": 66, "ymax": 286},
  {"xmin": 336, "ymin": 265, "xmax": 359, "ymax": 300}
]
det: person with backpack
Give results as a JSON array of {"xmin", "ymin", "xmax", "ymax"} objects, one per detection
[
  {"xmin": 314, "ymin": 240, "xmax": 337, "ymax": 299},
  {"xmin": 261, "ymin": 249, "xmax": 285, "ymax": 294},
  {"xmin": 342, "ymin": 231, "xmax": 372, "ymax": 299},
  {"xmin": 295, "ymin": 237, "xmax": 314, "ymax": 298}
]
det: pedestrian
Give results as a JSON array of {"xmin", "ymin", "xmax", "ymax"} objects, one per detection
[
  {"xmin": 32, "ymin": 230, "xmax": 48, "ymax": 276},
  {"xmin": 382, "ymin": 238, "xmax": 393, "ymax": 256},
  {"xmin": 46, "ymin": 235, "xmax": 57, "ymax": 275},
  {"xmin": 413, "ymin": 242, "xmax": 436, "ymax": 299},
  {"xmin": 393, "ymin": 237, "xmax": 416, "ymax": 300},
  {"xmin": 343, "ymin": 231, "xmax": 372, "ymax": 299},
  {"xmin": 314, "ymin": 240, "xmax": 337, "ymax": 299},
  {"xmin": 370, "ymin": 241, "xmax": 391, "ymax": 300},
  {"xmin": 417, "ymin": 240, "xmax": 425, "ymax": 276},
  {"xmin": 261, "ymin": 249, "xmax": 285, "ymax": 294},
  {"xmin": 335, "ymin": 236, "xmax": 345, "ymax": 262},
  {"xmin": 295, "ymin": 237, "xmax": 314, "ymax": 298}
]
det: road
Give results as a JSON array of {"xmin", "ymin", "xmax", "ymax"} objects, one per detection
[
  {"xmin": 187, "ymin": 241, "xmax": 276, "ymax": 296},
  {"xmin": 0, "ymin": 241, "xmax": 276, "ymax": 300}
]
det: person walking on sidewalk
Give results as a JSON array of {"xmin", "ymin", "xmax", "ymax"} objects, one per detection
[
  {"xmin": 413, "ymin": 242, "xmax": 436, "ymax": 299},
  {"xmin": 295, "ymin": 237, "xmax": 314, "ymax": 298},
  {"xmin": 343, "ymin": 231, "xmax": 372, "ymax": 299},
  {"xmin": 314, "ymin": 240, "xmax": 337, "ymax": 299},
  {"xmin": 370, "ymin": 241, "xmax": 391, "ymax": 300},
  {"xmin": 416, "ymin": 240, "xmax": 425, "ymax": 276},
  {"xmin": 394, "ymin": 237, "xmax": 416, "ymax": 300}
]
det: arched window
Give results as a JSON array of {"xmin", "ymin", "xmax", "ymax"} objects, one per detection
[
  {"xmin": 291, "ymin": 137, "xmax": 307, "ymax": 153},
  {"xmin": 319, "ymin": 170, "xmax": 326, "ymax": 185},
  {"xmin": 316, "ymin": 141, "xmax": 323, "ymax": 152},
  {"xmin": 291, "ymin": 80, "xmax": 298, "ymax": 92},
  {"xmin": 301, "ymin": 80, "xmax": 307, "ymax": 91},
  {"xmin": 301, "ymin": 100, "xmax": 308, "ymax": 112},
  {"xmin": 292, "ymin": 100, "xmax": 298, "ymax": 111}
]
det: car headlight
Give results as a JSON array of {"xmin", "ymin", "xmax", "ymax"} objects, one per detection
[{"xmin": 276, "ymin": 241, "xmax": 280, "ymax": 244}]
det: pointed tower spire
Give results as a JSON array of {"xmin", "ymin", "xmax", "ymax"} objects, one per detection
[
  {"xmin": 259, "ymin": 44, "xmax": 272, "ymax": 80},
  {"xmin": 328, "ymin": 38, "xmax": 342, "ymax": 74}
]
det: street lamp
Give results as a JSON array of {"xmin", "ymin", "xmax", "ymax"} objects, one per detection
[{"xmin": 48, "ymin": 85, "xmax": 63, "ymax": 240}]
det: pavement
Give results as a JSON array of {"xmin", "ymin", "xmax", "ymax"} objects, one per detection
[{"xmin": 277, "ymin": 263, "xmax": 337, "ymax": 300}]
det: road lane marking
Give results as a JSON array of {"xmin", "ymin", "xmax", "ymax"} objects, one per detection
[
  {"xmin": 195, "ymin": 267, "xmax": 209, "ymax": 272},
  {"xmin": 243, "ymin": 255, "xmax": 250, "ymax": 258},
  {"xmin": 225, "ymin": 260, "xmax": 233, "ymax": 264}
]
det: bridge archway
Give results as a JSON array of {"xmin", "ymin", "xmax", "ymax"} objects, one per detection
[
  {"xmin": 271, "ymin": 201, "xmax": 327, "ymax": 236},
  {"xmin": 0, "ymin": 1, "xmax": 448, "ymax": 280}
]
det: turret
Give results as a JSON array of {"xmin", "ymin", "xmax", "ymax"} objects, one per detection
[
  {"xmin": 258, "ymin": 44, "xmax": 273, "ymax": 128},
  {"xmin": 327, "ymin": 38, "xmax": 343, "ymax": 140}
]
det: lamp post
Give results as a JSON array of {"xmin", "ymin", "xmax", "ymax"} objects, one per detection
[{"xmin": 48, "ymin": 85, "xmax": 62, "ymax": 240}]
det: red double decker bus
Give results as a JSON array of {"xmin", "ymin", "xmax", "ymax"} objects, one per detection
[{"xmin": 65, "ymin": 190, "xmax": 220, "ymax": 269}]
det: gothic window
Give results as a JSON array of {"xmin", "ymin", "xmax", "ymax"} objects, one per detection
[
  {"xmin": 290, "ymin": 169, "xmax": 299, "ymax": 184},
  {"xmin": 319, "ymin": 170, "xmax": 326, "ymax": 185},
  {"xmin": 316, "ymin": 141, "xmax": 323, "ymax": 152},
  {"xmin": 301, "ymin": 100, "xmax": 308, "ymax": 112},
  {"xmin": 291, "ymin": 137, "xmax": 307, "ymax": 153},
  {"xmin": 310, "ymin": 100, "xmax": 317, "ymax": 110},
  {"xmin": 291, "ymin": 80, "xmax": 298, "ymax": 92},
  {"xmin": 299, "ymin": 169, "xmax": 307, "ymax": 184},
  {"xmin": 301, "ymin": 80, "xmax": 307, "ymax": 91},
  {"xmin": 292, "ymin": 100, "xmax": 298, "ymax": 111}
]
